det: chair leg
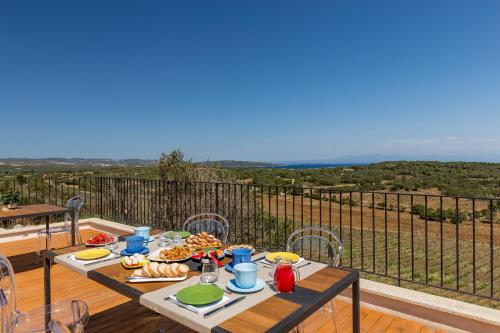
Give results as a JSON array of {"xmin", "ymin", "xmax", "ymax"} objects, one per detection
[
  {"xmin": 292, "ymin": 322, "xmax": 304, "ymax": 333},
  {"xmin": 47, "ymin": 232, "xmax": 52, "ymax": 252},
  {"xmin": 326, "ymin": 300, "xmax": 340, "ymax": 333},
  {"xmin": 76, "ymin": 227, "xmax": 83, "ymax": 245},
  {"xmin": 36, "ymin": 232, "xmax": 42, "ymax": 261},
  {"xmin": 64, "ymin": 230, "xmax": 70, "ymax": 247}
]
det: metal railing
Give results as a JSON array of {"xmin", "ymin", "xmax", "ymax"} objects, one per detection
[{"xmin": 1, "ymin": 176, "xmax": 498, "ymax": 302}]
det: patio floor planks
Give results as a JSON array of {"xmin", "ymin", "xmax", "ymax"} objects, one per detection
[{"xmin": 1, "ymin": 228, "xmax": 450, "ymax": 332}]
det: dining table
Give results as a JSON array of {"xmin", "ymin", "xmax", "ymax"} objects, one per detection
[
  {"xmin": 0, "ymin": 204, "xmax": 77, "ymax": 245},
  {"xmin": 44, "ymin": 234, "xmax": 360, "ymax": 333}
]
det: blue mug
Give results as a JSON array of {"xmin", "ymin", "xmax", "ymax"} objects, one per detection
[
  {"xmin": 135, "ymin": 226, "xmax": 151, "ymax": 241},
  {"xmin": 234, "ymin": 263, "xmax": 258, "ymax": 289},
  {"xmin": 126, "ymin": 236, "xmax": 145, "ymax": 253},
  {"xmin": 231, "ymin": 248, "xmax": 252, "ymax": 267}
]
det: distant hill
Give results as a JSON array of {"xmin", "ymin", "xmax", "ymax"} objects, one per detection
[
  {"xmin": 0, "ymin": 158, "xmax": 275, "ymax": 172},
  {"xmin": 281, "ymin": 154, "xmax": 500, "ymax": 164},
  {"xmin": 0, "ymin": 158, "xmax": 156, "ymax": 167}
]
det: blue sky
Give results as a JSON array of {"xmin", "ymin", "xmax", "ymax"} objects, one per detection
[{"xmin": 1, "ymin": 1, "xmax": 500, "ymax": 161}]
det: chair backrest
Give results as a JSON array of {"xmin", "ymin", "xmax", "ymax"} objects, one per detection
[
  {"xmin": 65, "ymin": 196, "xmax": 85, "ymax": 220},
  {"xmin": 286, "ymin": 227, "xmax": 342, "ymax": 266},
  {"xmin": 0, "ymin": 255, "xmax": 19, "ymax": 333},
  {"xmin": 182, "ymin": 213, "xmax": 229, "ymax": 242}
]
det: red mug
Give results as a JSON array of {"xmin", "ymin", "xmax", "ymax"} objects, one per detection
[{"xmin": 272, "ymin": 259, "xmax": 300, "ymax": 293}]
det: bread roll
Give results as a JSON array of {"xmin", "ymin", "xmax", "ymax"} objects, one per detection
[
  {"xmin": 142, "ymin": 264, "xmax": 151, "ymax": 277},
  {"xmin": 165, "ymin": 264, "xmax": 175, "ymax": 278},
  {"xmin": 170, "ymin": 263, "xmax": 180, "ymax": 277},
  {"xmin": 177, "ymin": 264, "xmax": 189, "ymax": 277},
  {"xmin": 158, "ymin": 263, "xmax": 168, "ymax": 277},
  {"xmin": 149, "ymin": 262, "xmax": 161, "ymax": 278},
  {"xmin": 132, "ymin": 269, "xmax": 143, "ymax": 277}
]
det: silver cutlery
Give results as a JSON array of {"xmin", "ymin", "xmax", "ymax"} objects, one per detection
[
  {"xmin": 165, "ymin": 297, "xmax": 198, "ymax": 314},
  {"xmin": 203, "ymin": 296, "xmax": 246, "ymax": 318},
  {"xmin": 296, "ymin": 261, "xmax": 312, "ymax": 269},
  {"xmin": 83, "ymin": 256, "xmax": 121, "ymax": 266},
  {"xmin": 251, "ymin": 254, "xmax": 267, "ymax": 263}
]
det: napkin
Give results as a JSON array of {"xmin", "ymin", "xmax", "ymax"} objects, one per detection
[
  {"xmin": 69, "ymin": 253, "xmax": 117, "ymax": 265},
  {"xmin": 167, "ymin": 295, "xmax": 230, "ymax": 315}
]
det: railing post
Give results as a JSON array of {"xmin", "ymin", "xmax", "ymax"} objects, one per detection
[
  {"xmin": 215, "ymin": 183, "xmax": 219, "ymax": 214},
  {"xmin": 99, "ymin": 177, "xmax": 103, "ymax": 219}
]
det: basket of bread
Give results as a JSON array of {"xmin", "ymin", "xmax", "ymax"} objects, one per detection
[
  {"xmin": 185, "ymin": 232, "xmax": 222, "ymax": 251},
  {"xmin": 128, "ymin": 262, "xmax": 190, "ymax": 282}
]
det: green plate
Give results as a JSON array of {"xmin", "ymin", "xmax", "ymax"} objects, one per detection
[
  {"xmin": 163, "ymin": 231, "xmax": 191, "ymax": 239},
  {"xmin": 176, "ymin": 284, "xmax": 224, "ymax": 306}
]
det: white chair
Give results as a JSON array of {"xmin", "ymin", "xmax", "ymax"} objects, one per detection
[
  {"xmin": 286, "ymin": 227, "xmax": 342, "ymax": 333},
  {"xmin": 36, "ymin": 196, "xmax": 85, "ymax": 257},
  {"xmin": 182, "ymin": 213, "xmax": 229, "ymax": 242}
]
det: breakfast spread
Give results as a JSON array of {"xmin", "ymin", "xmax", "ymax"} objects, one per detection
[
  {"xmin": 185, "ymin": 232, "xmax": 221, "ymax": 250},
  {"xmin": 224, "ymin": 244, "xmax": 255, "ymax": 255},
  {"xmin": 131, "ymin": 262, "xmax": 190, "ymax": 278},
  {"xmin": 85, "ymin": 233, "xmax": 117, "ymax": 246},
  {"xmin": 159, "ymin": 246, "xmax": 193, "ymax": 261}
]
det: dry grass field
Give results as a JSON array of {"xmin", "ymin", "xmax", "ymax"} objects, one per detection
[{"xmin": 261, "ymin": 194, "xmax": 500, "ymax": 309}]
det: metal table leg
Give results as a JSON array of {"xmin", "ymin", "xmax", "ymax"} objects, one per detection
[
  {"xmin": 44, "ymin": 254, "xmax": 52, "ymax": 327},
  {"xmin": 45, "ymin": 215, "xmax": 50, "ymax": 251},
  {"xmin": 352, "ymin": 278, "xmax": 360, "ymax": 333}
]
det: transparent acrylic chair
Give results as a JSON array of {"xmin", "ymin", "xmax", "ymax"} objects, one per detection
[
  {"xmin": 1, "ymin": 255, "xmax": 88, "ymax": 333},
  {"xmin": 36, "ymin": 197, "xmax": 85, "ymax": 258},
  {"xmin": 182, "ymin": 213, "xmax": 229, "ymax": 242},
  {"xmin": 286, "ymin": 227, "xmax": 342, "ymax": 333},
  {"xmin": 1, "ymin": 255, "xmax": 22, "ymax": 333},
  {"xmin": 14, "ymin": 300, "xmax": 88, "ymax": 333}
]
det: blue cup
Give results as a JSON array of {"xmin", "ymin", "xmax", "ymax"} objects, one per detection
[
  {"xmin": 231, "ymin": 248, "xmax": 252, "ymax": 267},
  {"xmin": 135, "ymin": 226, "xmax": 151, "ymax": 242},
  {"xmin": 234, "ymin": 263, "xmax": 258, "ymax": 289},
  {"xmin": 126, "ymin": 236, "xmax": 145, "ymax": 253}
]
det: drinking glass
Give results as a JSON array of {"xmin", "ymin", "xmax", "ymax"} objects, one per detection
[
  {"xmin": 200, "ymin": 259, "xmax": 219, "ymax": 284},
  {"xmin": 158, "ymin": 237, "xmax": 173, "ymax": 248},
  {"xmin": 173, "ymin": 232, "xmax": 183, "ymax": 246}
]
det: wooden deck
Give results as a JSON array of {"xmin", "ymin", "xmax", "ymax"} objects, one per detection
[{"xmin": 1, "ymin": 229, "xmax": 451, "ymax": 333}]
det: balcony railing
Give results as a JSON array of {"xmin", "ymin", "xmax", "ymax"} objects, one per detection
[{"xmin": 1, "ymin": 176, "xmax": 498, "ymax": 304}]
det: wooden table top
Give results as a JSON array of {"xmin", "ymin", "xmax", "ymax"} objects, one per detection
[
  {"xmin": 214, "ymin": 267, "xmax": 356, "ymax": 333},
  {"xmin": 0, "ymin": 204, "xmax": 69, "ymax": 220}
]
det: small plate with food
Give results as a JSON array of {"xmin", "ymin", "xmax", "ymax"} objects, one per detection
[
  {"xmin": 85, "ymin": 233, "xmax": 118, "ymax": 247},
  {"xmin": 191, "ymin": 249, "xmax": 225, "ymax": 261},
  {"xmin": 128, "ymin": 262, "xmax": 190, "ymax": 282},
  {"xmin": 264, "ymin": 252, "xmax": 304, "ymax": 265},
  {"xmin": 185, "ymin": 232, "xmax": 222, "ymax": 251},
  {"xmin": 121, "ymin": 253, "xmax": 149, "ymax": 269},
  {"xmin": 224, "ymin": 244, "xmax": 255, "ymax": 256},
  {"xmin": 148, "ymin": 246, "xmax": 193, "ymax": 263}
]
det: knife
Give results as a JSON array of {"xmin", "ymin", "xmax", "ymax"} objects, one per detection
[
  {"xmin": 296, "ymin": 261, "xmax": 311, "ymax": 269},
  {"xmin": 203, "ymin": 296, "xmax": 246, "ymax": 318},
  {"xmin": 83, "ymin": 256, "xmax": 120, "ymax": 266}
]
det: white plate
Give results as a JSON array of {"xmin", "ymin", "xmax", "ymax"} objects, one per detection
[
  {"xmin": 127, "ymin": 275, "xmax": 187, "ymax": 283},
  {"xmin": 147, "ymin": 247, "xmax": 193, "ymax": 263}
]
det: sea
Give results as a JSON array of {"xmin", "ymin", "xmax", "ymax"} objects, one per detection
[{"xmin": 272, "ymin": 163, "xmax": 367, "ymax": 169}]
